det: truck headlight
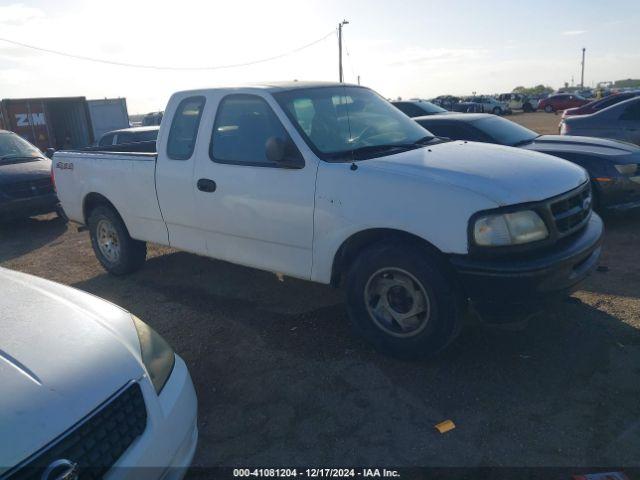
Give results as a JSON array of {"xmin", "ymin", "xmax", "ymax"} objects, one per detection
[
  {"xmin": 615, "ymin": 164, "xmax": 638, "ymax": 176},
  {"xmin": 473, "ymin": 210, "xmax": 548, "ymax": 246},
  {"xmin": 132, "ymin": 315, "xmax": 175, "ymax": 394}
]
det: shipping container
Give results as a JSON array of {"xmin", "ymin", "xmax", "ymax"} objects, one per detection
[
  {"xmin": 0, "ymin": 97, "xmax": 94, "ymax": 151},
  {"xmin": 87, "ymin": 98, "xmax": 130, "ymax": 141}
]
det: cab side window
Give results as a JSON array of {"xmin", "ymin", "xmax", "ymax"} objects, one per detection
[
  {"xmin": 99, "ymin": 134, "xmax": 114, "ymax": 147},
  {"xmin": 117, "ymin": 132, "xmax": 134, "ymax": 144},
  {"xmin": 167, "ymin": 96, "xmax": 206, "ymax": 160},
  {"xmin": 210, "ymin": 94, "xmax": 302, "ymax": 167}
]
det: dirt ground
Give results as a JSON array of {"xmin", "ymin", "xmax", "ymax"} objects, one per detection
[
  {"xmin": 510, "ymin": 111, "xmax": 564, "ymax": 135},
  {"xmin": 1, "ymin": 112, "xmax": 639, "ymax": 471}
]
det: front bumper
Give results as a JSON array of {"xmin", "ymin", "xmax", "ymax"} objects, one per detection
[
  {"xmin": 450, "ymin": 214, "xmax": 604, "ymax": 316},
  {"xmin": 0, "ymin": 193, "xmax": 59, "ymax": 220},
  {"xmin": 107, "ymin": 355, "xmax": 198, "ymax": 480}
]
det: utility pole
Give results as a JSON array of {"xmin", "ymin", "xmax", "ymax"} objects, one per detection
[
  {"xmin": 338, "ymin": 20, "xmax": 349, "ymax": 82},
  {"xmin": 580, "ymin": 47, "xmax": 586, "ymax": 88}
]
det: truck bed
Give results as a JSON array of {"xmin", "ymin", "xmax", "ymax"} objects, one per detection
[
  {"xmin": 80, "ymin": 140, "xmax": 157, "ymax": 154},
  {"xmin": 53, "ymin": 147, "xmax": 167, "ymax": 246}
]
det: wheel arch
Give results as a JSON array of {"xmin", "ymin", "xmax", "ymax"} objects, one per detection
[
  {"xmin": 330, "ymin": 228, "xmax": 454, "ymax": 287},
  {"xmin": 83, "ymin": 192, "xmax": 121, "ymax": 225}
]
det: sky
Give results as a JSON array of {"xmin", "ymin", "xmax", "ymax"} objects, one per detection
[{"xmin": 0, "ymin": 0, "xmax": 639, "ymax": 113}]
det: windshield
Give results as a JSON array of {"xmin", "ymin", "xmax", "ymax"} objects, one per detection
[
  {"xmin": 0, "ymin": 132, "xmax": 42, "ymax": 163},
  {"xmin": 474, "ymin": 116, "xmax": 538, "ymax": 146},
  {"xmin": 273, "ymin": 86, "xmax": 434, "ymax": 161}
]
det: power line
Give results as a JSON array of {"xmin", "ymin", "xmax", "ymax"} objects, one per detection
[{"xmin": 0, "ymin": 30, "xmax": 336, "ymax": 71}]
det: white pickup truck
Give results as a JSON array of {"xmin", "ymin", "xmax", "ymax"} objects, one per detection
[{"xmin": 54, "ymin": 82, "xmax": 604, "ymax": 358}]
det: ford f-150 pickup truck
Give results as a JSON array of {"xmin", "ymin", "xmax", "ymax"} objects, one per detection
[{"xmin": 54, "ymin": 82, "xmax": 604, "ymax": 358}]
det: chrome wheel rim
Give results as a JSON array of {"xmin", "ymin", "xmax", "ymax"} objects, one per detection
[
  {"xmin": 364, "ymin": 268, "xmax": 431, "ymax": 338},
  {"xmin": 96, "ymin": 219, "xmax": 120, "ymax": 263}
]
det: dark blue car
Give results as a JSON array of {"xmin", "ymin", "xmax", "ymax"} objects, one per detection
[
  {"xmin": 0, "ymin": 130, "xmax": 63, "ymax": 221},
  {"xmin": 414, "ymin": 113, "xmax": 640, "ymax": 213}
]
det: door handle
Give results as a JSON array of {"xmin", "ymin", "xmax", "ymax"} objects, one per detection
[{"xmin": 197, "ymin": 178, "xmax": 217, "ymax": 192}]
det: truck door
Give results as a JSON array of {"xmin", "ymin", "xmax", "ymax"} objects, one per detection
[
  {"xmin": 155, "ymin": 95, "xmax": 208, "ymax": 255},
  {"xmin": 193, "ymin": 92, "xmax": 318, "ymax": 280}
]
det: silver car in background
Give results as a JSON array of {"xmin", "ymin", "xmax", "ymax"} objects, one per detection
[{"xmin": 561, "ymin": 97, "xmax": 640, "ymax": 145}]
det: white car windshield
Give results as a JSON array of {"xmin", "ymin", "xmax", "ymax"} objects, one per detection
[{"xmin": 274, "ymin": 86, "xmax": 435, "ymax": 161}]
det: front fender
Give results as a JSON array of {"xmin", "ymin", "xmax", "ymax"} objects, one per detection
[{"xmin": 311, "ymin": 161, "xmax": 498, "ymax": 283}]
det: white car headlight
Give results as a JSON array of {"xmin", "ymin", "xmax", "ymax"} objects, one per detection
[
  {"xmin": 473, "ymin": 210, "xmax": 549, "ymax": 247},
  {"xmin": 132, "ymin": 315, "xmax": 175, "ymax": 394}
]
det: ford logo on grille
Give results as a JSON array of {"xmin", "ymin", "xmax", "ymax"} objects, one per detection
[{"xmin": 41, "ymin": 459, "xmax": 79, "ymax": 480}]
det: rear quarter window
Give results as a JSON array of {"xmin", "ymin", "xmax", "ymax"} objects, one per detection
[{"xmin": 167, "ymin": 96, "xmax": 206, "ymax": 160}]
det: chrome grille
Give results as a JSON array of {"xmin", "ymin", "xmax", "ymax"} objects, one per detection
[
  {"xmin": 5, "ymin": 382, "xmax": 147, "ymax": 480},
  {"xmin": 549, "ymin": 183, "xmax": 592, "ymax": 237}
]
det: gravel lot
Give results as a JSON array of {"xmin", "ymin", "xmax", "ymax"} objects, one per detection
[{"xmin": 1, "ymin": 112, "xmax": 639, "ymax": 470}]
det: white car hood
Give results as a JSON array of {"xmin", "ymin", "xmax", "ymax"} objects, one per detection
[
  {"xmin": 0, "ymin": 268, "xmax": 144, "ymax": 472},
  {"xmin": 364, "ymin": 141, "xmax": 588, "ymax": 206}
]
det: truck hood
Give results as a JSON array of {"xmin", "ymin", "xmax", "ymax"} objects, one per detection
[
  {"xmin": 363, "ymin": 141, "xmax": 588, "ymax": 206},
  {"xmin": 521, "ymin": 135, "xmax": 640, "ymax": 162},
  {"xmin": 0, "ymin": 268, "xmax": 144, "ymax": 472}
]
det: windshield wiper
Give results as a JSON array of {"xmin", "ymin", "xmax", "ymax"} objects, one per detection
[
  {"xmin": 412, "ymin": 135, "xmax": 436, "ymax": 145},
  {"xmin": 325, "ymin": 136, "xmax": 437, "ymax": 162},
  {"xmin": 0, "ymin": 154, "xmax": 41, "ymax": 162}
]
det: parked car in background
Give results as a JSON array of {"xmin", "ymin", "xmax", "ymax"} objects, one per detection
[
  {"xmin": 98, "ymin": 126, "xmax": 160, "ymax": 147},
  {"xmin": 464, "ymin": 96, "xmax": 509, "ymax": 115},
  {"xmin": 0, "ymin": 267, "xmax": 198, "ymax": 479},
  {"xmin": 414, "ymin": 113, "xmax": 640, "ymax": 213},
  {"xmin": 451, "ymin": 101, "xmax": 484, "ymax": 113},
  {"xmin": 431, "ymin": 95, "xmax": 461, "ymax": 110},
  {"xmin": 561, "ymin": 91, "xmax": 640, "ymax": 119},
  {"xmin": 497, "ymin": 93, "xmax": 538, "ymax": 112},
  {"xmin": 538, "ymin": 93, "xmax": 589, "ymax": 113},
  {"xmin": 142, "ymin": 111, "xmax": 163, "ymax": 126},
  {"xmin": 561, "ymin": 96, "xmax": 640, "ymax": 146},
  {"xmin": 577, "ymin": 89, "xmax": 594, "ymax": 99},
  {"xmin": 0, "ymin": 130, "xmax": 64, "ymax": 222},
  {"xmin": 53, "ymin": 82, "xmax": 602, "ymax": 358},
  {"xmin": 392, "ymin": 99, "xmax": 449, "ymax": 117}
]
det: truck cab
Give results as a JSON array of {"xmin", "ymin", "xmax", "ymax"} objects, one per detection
[{"xmin": 54, "ymin": 82, "xmax": 603, "ymax": 358}]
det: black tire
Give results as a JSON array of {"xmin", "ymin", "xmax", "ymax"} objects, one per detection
[
  {"xmin": 87, "ymin": 205, "xmax": 146, "ymax": 275},
  {"xmin": 544, "ymin": 105, "xmax": 554, "ymax": 113},
  {"xmin": 345, "ymin": 241, "xmax": 463, "ymax": 359},
  {"xmin": 492, "ymin": 107, "xmax": 502, "ymax": 115}
]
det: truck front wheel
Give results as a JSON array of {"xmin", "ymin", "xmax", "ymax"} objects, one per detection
[
  {"xmin": 345, "ymin": 241, "xmax": 463, "ymax": 359},
  {"xmin": 88, "ymin": 205, "xmax": 147, "ymax": 275}
]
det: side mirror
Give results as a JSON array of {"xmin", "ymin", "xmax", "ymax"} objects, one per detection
[
  {"xmin": 45, "ymin": 148, "xmax": 55, "ymax": 159},
  {"xmin": 265, "ymin": 137, "xmax": 304, "ymax": 169}
]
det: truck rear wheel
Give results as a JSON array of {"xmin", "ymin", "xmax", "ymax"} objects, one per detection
[
  {"xmin": 345, "ymin": 241, "xmax": 463, "ymax": 359},
  {"xmin": 88, "ymin": 205, "xmax": 146, "ymax": 275}
]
